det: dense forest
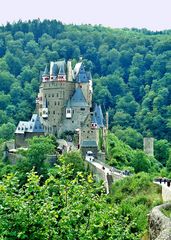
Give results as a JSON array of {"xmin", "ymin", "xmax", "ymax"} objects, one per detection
[
  {"xmin": 0, "ymin": 19, "xmax": 171, "ymax": 238},
  {"xmin": 0, "ymin": 19, "xmax": 170, "ymax": 166}
]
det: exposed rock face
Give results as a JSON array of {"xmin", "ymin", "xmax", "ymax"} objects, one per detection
[{"xmin": 149, "ymin": 203, "xmax": 171, "ymax": 240}]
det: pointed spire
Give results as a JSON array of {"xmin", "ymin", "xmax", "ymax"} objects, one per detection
[
  {"xmin": 58, "ymin": 64, "xmax": 65, "ymax": 75},
  {"xmin": 95, "ymin": 104, "xmax": 104, "ymax": 127},
  {"xmin": 52, "ymin": 63, "xmax": 58, "ymax": 76},
  {"xmin": 42, "ymin": 65, "xmax": 49, "ymax": 77}
]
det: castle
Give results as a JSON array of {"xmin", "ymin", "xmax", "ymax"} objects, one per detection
[{"xmin": 15, "ymin": 60, "xmax": 106, "ymax": 156}]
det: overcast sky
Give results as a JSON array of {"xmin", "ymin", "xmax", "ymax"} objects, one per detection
[{"xmin": 0, "ymin": 0, "xmax": 171, "ymax": 31}]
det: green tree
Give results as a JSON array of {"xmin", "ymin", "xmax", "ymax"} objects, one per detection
[
  {"xmin": 154, "ymin": 139, "xmax": 170, "ymax": 166},
  {"xmin": 131, "ymin": 150, "xmax": 151, "ymax": 173}
]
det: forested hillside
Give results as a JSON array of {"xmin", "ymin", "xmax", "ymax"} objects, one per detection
[{"xmin": 0, "ymin": 19, "xmax": 171, "ymax": 143}]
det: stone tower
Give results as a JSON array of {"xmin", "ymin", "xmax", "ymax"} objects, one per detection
[
  {"xmin": 36, "ymin": 60, "xmax": 95, "ymax": 137},
  {"xmin": 143, "ymin": 137, "xmax": 154, "ymax": 156}
]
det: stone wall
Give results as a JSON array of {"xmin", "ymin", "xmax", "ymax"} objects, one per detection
[
  {"xmin": 162, "ymin": 184, "xmax": 171, "ymax": 202},
  {"xmin": 85, "ymin": 160, "xmax": 123, "ymax": 193},
  {"xmin": 149, "ymin": 203, "xmax": 171, "ymax": 240}
]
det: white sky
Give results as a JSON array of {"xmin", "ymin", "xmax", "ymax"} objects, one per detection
[{"xmin": 0, "ymin": 0, "xmax": 171, "ymax": 30}]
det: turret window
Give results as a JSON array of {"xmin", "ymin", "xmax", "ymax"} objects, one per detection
[{"xmin": 67, "ymin": 109, "xmax": 71, "ymax": 114}]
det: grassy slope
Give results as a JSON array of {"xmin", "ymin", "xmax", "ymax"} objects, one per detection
[{"xmin": 110, "ymin": 173, "xmax": 162, "ymax": 237}]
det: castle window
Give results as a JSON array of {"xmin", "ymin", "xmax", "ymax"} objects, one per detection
[
  {"xmin": 54, "ymin": 102, "xmax": 56, "ymax": 105},
  {"xmin": 57, "ymin": 93, "xmax": 59, "ymax": 97},
  {"xmin": 18, "ymin": 127, "xmax": 20, "ymax": 130},
  {"xmin": 72, "ymin": 121, "xmax": 74, "ymax": 123},
  {"xmin": 40, "ymin": 113, "xmax": 42, "ymax": 116},
  {"xmin": 49, "ymin": 94, "xmax": 50, "ymax": 97},
  {"xmin": 67, "ymin": 109, "xmax": 71, "ymax": 114},
  {"xmin": 32, "ymin": 119, "xmax": 34, "ymax": 122},
  {"xmin": 30, "ymin": 126, "xmax": 32, "ymax": 129},
  {"xmin": 58, "ymin": 102, "xmax": 60, "ymax": 106},
  {"xmin": 53, "ymin": 111, "xmax": 55, "ymax": 114},
  {"xmin": 80, "ymin": 108, "xmax": 85, "ymax": 111},
  {"xmin": 52, "ymin": 94, "xmax": 54, "ymax": 97},
  {"xmin": 45, "ymin": 94, "xmax": 46, "ymax": 97},
  {"xmin": 39, "ymin": 104, "xmax": 42, "ymax": 108}
]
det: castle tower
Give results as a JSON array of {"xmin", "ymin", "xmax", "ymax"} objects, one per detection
[
  {"xmin": 143, "ymin": 137, "xmax": 154, "ymax": 156},
  {"xmin": 36, "ymin": 59, "xmax": 102, "ymax": 139},
  {"xmin": 42, "ymin": 65, "xmax": 49, "ymax": 82},
  {"xmin": 74, "ymin": 62, "xmax": 93, "ymax": 107}
]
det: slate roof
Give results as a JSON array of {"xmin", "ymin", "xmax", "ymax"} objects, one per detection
[
  {"xmin": 50, "ymin": 60, "xmax": 66, "ymax": 76},
  {"xmin": 42, "ymin": 65, "xmax": 49, "ymax": 76},
  {"xmin": 91, "ymin": 112, "xmax": 98, "ymax": 124},
  {"xmin": 94, "ymin": 104, "xmax": 104, "ymax": 127},
  {"xmin": 52, "ymin": 63, "xmax": 58, "ymax": 76},
  {"xmin": 80, "ymin": 140, "xmax": 97, "ymax": 147},
  {"xmin": 15, "ymin": 114, "xmax": 44, "ymax": 134},
  {"xmin": 74, "ymin": 62, "xmax": 89, "ymax": 83},
  {"xmin": 69, "ymin": 87, "xmax": 89, "ymax": 107},
  {"xmin": 15, "ymin": 121, "xmax": 30, "ymax": 134}
]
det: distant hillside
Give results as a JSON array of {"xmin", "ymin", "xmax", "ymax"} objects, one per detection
[{"xmin": 0, "ymin": 19, "xmax": 171, "ymax": 142}]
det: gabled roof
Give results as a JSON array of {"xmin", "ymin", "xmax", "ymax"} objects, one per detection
[
  {"xmin": 74, "ymin": 62, "xmax": 82, "ymax": 76},
  {"xmin": 94, "ymin": 104, "xmax": 104, "ymax": 127},
  {"xmin": 50, "ymin": 60, "xmax": 66, "ymax": 76},
  {"xmin": 15, "ymin": 114, "xmax": 44, "ymax": 134},
  {"xmin": 74, "ymin": 62, "xmax": 89, "ymax": 83},
  {"xmin": 29, "ymin": 114, "xmax": 44, "ymax": 133},
  {"xmin": 15, "ymin": 121, "xmax": 30, "ymax": 134},
  {"xmin": 70, "ymin": 87, "xmax": 88, "ymax": 107}
]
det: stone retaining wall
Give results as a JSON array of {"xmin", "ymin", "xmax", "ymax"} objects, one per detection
[
  {"xmin": 162, "ymin": 185, "xmax": 171, "ymax": 202},
  {"xmin": 149, "ymin": 203, "xmax": 171, "ymax": 240}
]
